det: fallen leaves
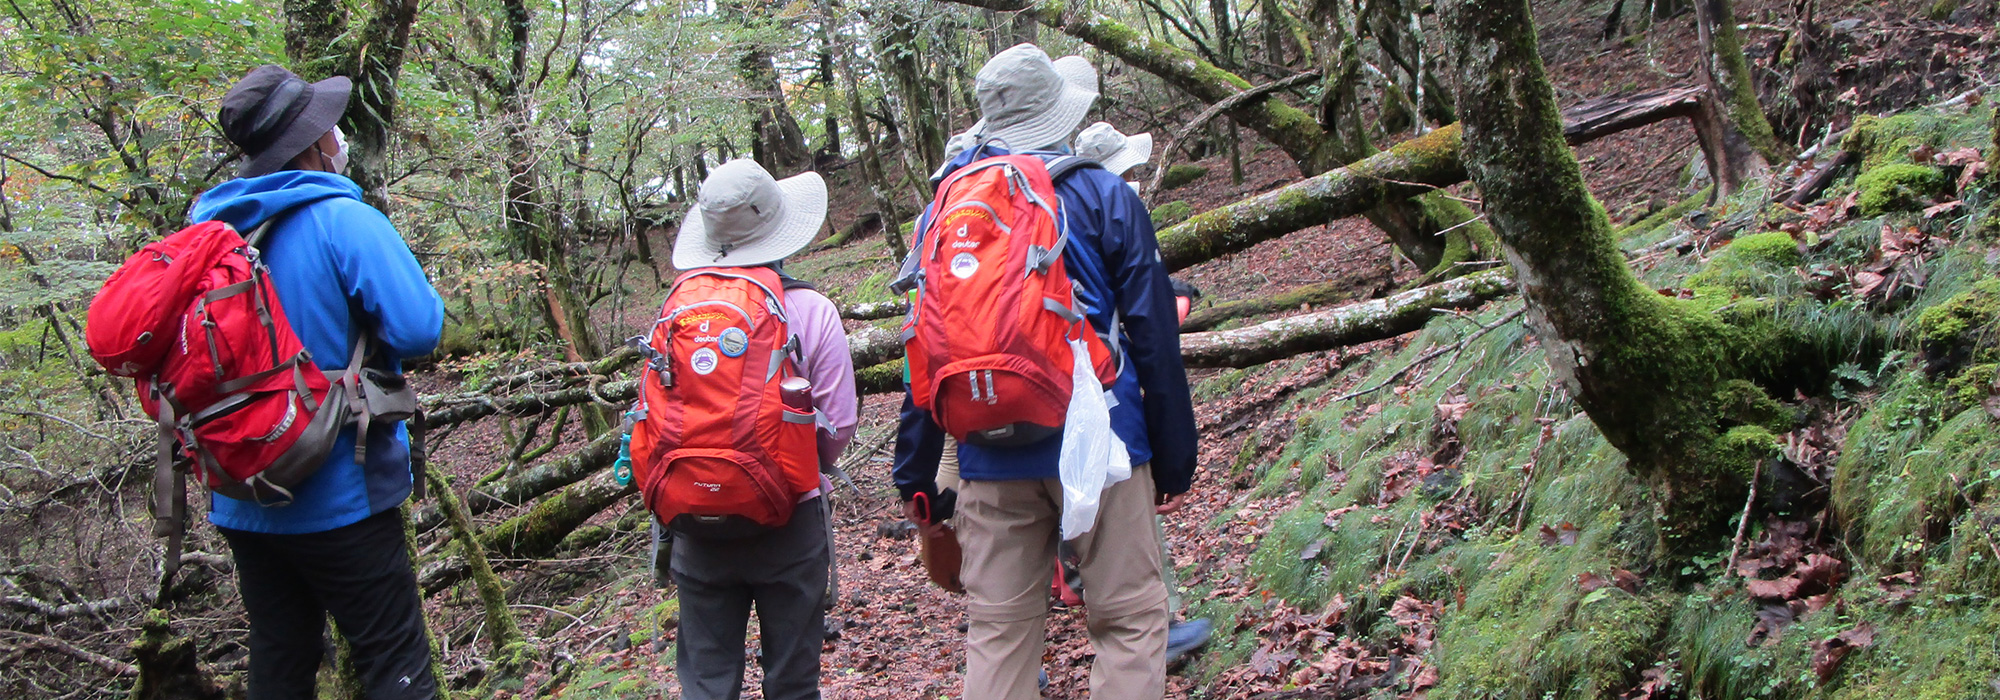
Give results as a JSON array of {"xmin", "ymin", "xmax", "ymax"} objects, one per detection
[
  {"xmin": 1539, "ymin": 521, "xmax": 1580, "ymax": 547},
  {"xmin": 1811, "ymin": 622, "xmax": 1877, "ymax": 681}
]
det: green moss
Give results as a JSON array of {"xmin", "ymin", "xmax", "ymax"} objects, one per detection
[
  {"xmin": 1940, "ymin": 362, "xmax": 1996, "ymax": 413},
  {"xmin": 1843, "ymin": 109, "xmax": 1997, "ymax": 171},
  {"xmin": 1615, "ymin": 186, "xmax": 1712, "ymax": 245},
  {"xmin": 1161, "ymin": 164, "xmax": 1208, "ymax": 190},
  {"xmin": 1150, "ymin": 200, "xmax": 1193, "ymax": 228},
  {"xmin": 1927, "ymin": 0, "xmax": 1960, "ymax": 21},
  {"xmin": 1691, "ymin": 232, "xmax": 1805, "ymax": 294},
  {"xmin": 1855, "ymin": 164, "xmax": 1949, "ymax": 216},
  {"xmin": 1911, "ymin": 277, "xmax": 2000, "ymax": 363}
]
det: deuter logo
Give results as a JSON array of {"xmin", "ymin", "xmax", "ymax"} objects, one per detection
[
  {"xmin": 692, "ymin": 481, "xmax": 723, "ymax": 492},
  {"xmin": 955, "ymin": 223, "xmax": 970, "ymax": 238}
]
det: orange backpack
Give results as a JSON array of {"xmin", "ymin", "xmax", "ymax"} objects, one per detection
[
  {"xmin": 628, "ymin": 267, "xmax": 818, "ymax": 535},
  {"xmin": 899, "ymin": 154, "xmax": 1116, "ymax": 446}
]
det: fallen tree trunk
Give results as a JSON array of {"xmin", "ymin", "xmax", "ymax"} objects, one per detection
[
  {"xmin": 1180, "ymin": 269, "xmax": 1515, "ymax": 368},
  {"xmin": 1158, "ymin": 126, "xmax": 1469, "ymax": 271},
  {"xmin": 1157, "ymin": 86, "xmax": 1710, "ymax": 272},
  {"xmin": 420, "ymin": 470, "xmax": 635, "ymax": 594},
  {"xmin": 1560, "ymin": 86, "xmax": 1706, "ymax": 143},
  {"xmin": 1180, "ymin": 275, "xmax": 1390, "ymax": 332},
  {"xmin": 411, "ymin": 431, "xmax": 621, "ymax": 533},
  {"xmin": 841, "ymin": 300, "xmax": 909, "ymax": 321}
]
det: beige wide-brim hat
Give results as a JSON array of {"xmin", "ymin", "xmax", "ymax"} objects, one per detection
[
  {"xmin": 673, "ymin": 159, "xmax": 828, "ymax": 270},
  {"xmin": 968, "ymin": 45, "xmax": 1099, "ymax": 152},
  {"xmin": 1075, "ymin": 122, "xmax": 1154, "ymax": 177}
]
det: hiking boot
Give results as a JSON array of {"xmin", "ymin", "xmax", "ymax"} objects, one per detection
[{"xmin": 1165, "ymin": 617, "xmax": 1213, "ymax": 663}]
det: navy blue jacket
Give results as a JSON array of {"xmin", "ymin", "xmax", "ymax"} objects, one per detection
[
  {"xmin": 892, "ymin": 147, "xmax": 1198, "ymax": 498},
  {"xmin": 190, "ymin": 171, "xmax": 444, "ymax": 534}
]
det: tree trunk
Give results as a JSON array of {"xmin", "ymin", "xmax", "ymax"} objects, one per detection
[
  {"xmin": 1180, "ymin": 269, "xmax": 1513, "ymax": 367},
  {"xmin": 826, "ymin": 0, "xmax": 908, "ymax": 258},
  {"xmin": 1441, "ymin": 0, "xmax": 1797, "ymax": 562},
  {"xmin": 283, "ymin": 0, "xmax": 418, "ymax": 212},
  {"xmin": 1180, "ymin": 274, "xmax": 1388, "ymax": 332},
  {"xmin": 740, "ymin": 45, "xmax": 813, "ymax": 175},
  {"xmin": 411, "ymin": 432, "xmax": 621, "ymax": 531},
  {"xmin": 420, "ymin": 471, "xmax": 635, "ymax": 594},
  {"xmin": 125, "ymin": 609, "xmax": 223, "ymax": 700},
  {"xmin": 880, "ymin": 11, "xmax": 948, "ymax": 169},
  {"xmin": 424, "ymin": 466, "xmax": 533, "ymax": 675},
  {"xmin": 1692, "ymin": 0, "xmax": 1785, "ymax": 190},
  {"xmin": 1156, "ymin": 125, "xmax": 1469, "ymax": 271}
]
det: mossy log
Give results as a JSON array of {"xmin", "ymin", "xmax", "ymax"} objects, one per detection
[
  {"xmin": 1179, "ymin": 276, "xmax": 1389, "ymax": 332},
  {"xmin": 419, "ymin": 471, "xmax": 636, "ymax": 594},
  {"xmin": 413, "ymin": 432, "xmax": 621, "ymax": 533},
  {"xmin": 1180, "ymin": 268, "xmax": 1514, "ymax": 367},
  {"xmin": 1157, "ymin": 126, "xmax": 1470, "ymax": 271},
  {"xmin": 840, "ymin": 300, "xmax": 909, "ymax": 321},
  {"xmin": 1442, "ymin": 0, "xmax": 1806, "ymax": 562},
  {"xmin": 422, "ymin": 466, "xmax": 530, "ymax": 669}
]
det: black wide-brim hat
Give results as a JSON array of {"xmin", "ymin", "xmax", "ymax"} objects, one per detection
[{"xmin": 219, "ymin": 65, "xmax": 351, "ymax": 178}]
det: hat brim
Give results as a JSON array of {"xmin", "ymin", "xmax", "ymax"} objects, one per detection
[
  {"xmin": 1099, "ymin": 132, "xmax": 1153, "ymax": 177},
  {"xmin": 973, "ymin": 56, "xmax": 1099, "ymax": 152},
  {"xmin": 672, "ymin": 171, "xmax": 828, "ymax": 270},
  {"xmin": 240, "ymin": 76, "xmax": 352, "ymax": 178}
]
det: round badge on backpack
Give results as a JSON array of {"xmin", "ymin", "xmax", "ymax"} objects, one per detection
[
  {"xmin": 950, "ymin": 252, "xmax": 980, "ymax": 279},
  {"xmin": 717, "ymin": 327, "xmax": 749, "ymax": 357},
  {"xmin": 690, "ymin": 347, "xmax": 720, "ymax": 375}
]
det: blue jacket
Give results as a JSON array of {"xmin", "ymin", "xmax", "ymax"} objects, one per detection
[
  {"xmin": 189, "ymin": 171, "xmax": 444, "ymax": 534},
  {"xmin": 892, "ymin": 147, "xmax": 1199, "ymax": 498}
]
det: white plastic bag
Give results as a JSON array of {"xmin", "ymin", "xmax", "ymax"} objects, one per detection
[{"xmin": 1059, "ymin": 337, "xmax": 1130, "ymax": 540}]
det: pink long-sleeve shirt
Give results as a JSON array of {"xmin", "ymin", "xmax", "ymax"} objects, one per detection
[{"xmin": 785, "ymin": 287, "xmax": 858, "ymax": 498}]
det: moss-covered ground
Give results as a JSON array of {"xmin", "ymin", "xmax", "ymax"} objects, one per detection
[{"xmin": 1184, "ymin": 105, "xmax": 2000, "ymax": 698}]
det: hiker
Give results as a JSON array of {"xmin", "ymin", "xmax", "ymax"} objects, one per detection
[
  {"xmin": 638, "ymin": 159, "xmax": 856, "ymax": 700},
  {"xmin": 939, "ymin": 119, "xmax": 1215, "ymax": 668},
  {"xmin": 893, "ymin": 44, "xmax": 1198, "ymax": 700},
  {"xmin": 1074, "ymin": 121, "xmax": 1155, "ymax": 193},
  {"xmin": 190, "ymin": 65, "xmax": 444, "ymax": 699}
]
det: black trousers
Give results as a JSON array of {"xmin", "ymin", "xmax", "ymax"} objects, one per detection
[
  {"xmin": 670, "ymin": 496, "xmax": 831, "ymax": 700},
  {"xmin": 220, "ymin": 508, "xmax": 437, "ymax": 700}
]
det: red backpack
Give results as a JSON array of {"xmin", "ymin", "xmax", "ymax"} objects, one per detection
[
  {"xmin": 628, "ymin": 267, "xmax": 819, "ymax": 536},
  {"xmin": 898, "ymin": 154, "xmax": 1117, "ymax": 446},
  {"xmin": 86, "ymin": 220, "xmax": 419, "ymax": 572}
]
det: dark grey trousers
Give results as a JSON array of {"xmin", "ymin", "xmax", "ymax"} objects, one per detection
[
  {"xmin": 220, "ymin": 508, "xmax": 437, "ymax": 700},
  {"xmin": 670, "ymin": 496, "xmax": 830, "ymax": 700}
]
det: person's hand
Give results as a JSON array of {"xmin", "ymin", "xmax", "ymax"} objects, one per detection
[{"xmin": 1155, "ymin": 491, "xmax": 1190, "ymax": 515}]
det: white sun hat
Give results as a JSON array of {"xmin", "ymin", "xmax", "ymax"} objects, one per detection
[
  {"xmin": 673, "ymin": 159, "xmax": 828, "ymax": 270},
  {"xmin": 967, "ymin": 44, "xmax": 1099, "ymax": 152},
  {"xmin": 1075, "ymin": 122, "xmax": 1155, "ymax": 177}
]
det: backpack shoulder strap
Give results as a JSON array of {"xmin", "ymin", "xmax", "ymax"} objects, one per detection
[
  {"xmin": 778, "ymin": 276, "xmax": 816, "ymax": 292},
  {"xmin": 1041, "ymin": 155, "xmax": 1103, "ymax": 183}
]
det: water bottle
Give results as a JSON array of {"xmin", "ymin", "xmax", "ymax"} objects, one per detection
[{"xmin": 780, "ymin": 376, "xmax": 813, "ymax": 412}]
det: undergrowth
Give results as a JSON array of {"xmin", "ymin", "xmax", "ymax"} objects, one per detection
[{"xmin": 1195, "ymin": 105, "xmax": 2000, "ymax": 698}]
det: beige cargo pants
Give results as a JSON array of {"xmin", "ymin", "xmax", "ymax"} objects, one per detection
[{"xmin": 955, "ymin": 464, "xmax": 1169, "ymax": 700}]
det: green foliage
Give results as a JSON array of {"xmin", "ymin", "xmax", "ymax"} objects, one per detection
[
  {"xmin": 1855, "ymin": 164, "xmax": 1949, "ymax": 216},
  {"xmin": 1160, "ymin": 164, "xmax": 1208, "ymax": 190}
]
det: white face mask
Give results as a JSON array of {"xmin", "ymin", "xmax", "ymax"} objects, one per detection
[{"xmin": 326, "ymin": 125, "xmax": 350, "ymax": 175}]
